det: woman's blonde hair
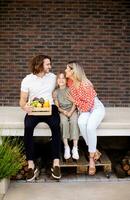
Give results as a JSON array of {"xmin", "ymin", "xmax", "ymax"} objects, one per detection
[{"xmin": 67, "ymin": 61, "xmax": 93, "ymax": 86}]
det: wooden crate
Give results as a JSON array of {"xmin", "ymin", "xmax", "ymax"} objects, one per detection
[
  {"xmin": 60, "ymin": 150, "xmax": 112, "ymax": 178},
  {"xmin": 28, "ymin": 106, "xmax": 52, "ymax": 116}
]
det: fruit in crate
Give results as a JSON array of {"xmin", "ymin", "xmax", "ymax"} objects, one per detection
[
  {"xmin": 28, "ymin": 98, "xmax": 51, "ymax": 115},
  {"xmin": 33, "ymin": 97, "xmax": 40, "ymax": 101},
  {"xmin": 30, "ymin": 100, "xmax": 39, "ymax": 107},
  {"xmin": 43, "ymin": 100, "xmax": 50, "ymax": 108},
  {"xmin": 30, "ymin": 97, "xmax": 44, "ymax": 108},
  {"xmin": 37, "ymin": 102, "xmax": 42, "ymax": 108},
  {"xmin": 39, "ymin": 98, "xmax": 45, "ymax": 104},
  {"xmin": 30, "ymin": 97, "xmax": 50, "ymax": 109}
]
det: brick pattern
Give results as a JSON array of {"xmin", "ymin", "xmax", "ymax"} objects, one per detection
[{"xmin": 0, "ymin": 0, "xmax": 130, "ymax": 106}]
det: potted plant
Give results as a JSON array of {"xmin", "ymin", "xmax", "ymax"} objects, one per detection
[{"xmin": 0, "ymin": 137, "xmax": 26, "ymax": 194}]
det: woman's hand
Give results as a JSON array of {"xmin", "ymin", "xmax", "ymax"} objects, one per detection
[{"xmin": 66, "ymin": 92, "xmax": 75, "ymax": 103}]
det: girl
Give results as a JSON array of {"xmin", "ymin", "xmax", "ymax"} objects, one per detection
[
  {"xmin": 53, "ymin": 72, "xmax": 79, "ymax": 160},
  {"xmin": 65, "ymin": 62, "xmax": 105, "ymax": 175}
]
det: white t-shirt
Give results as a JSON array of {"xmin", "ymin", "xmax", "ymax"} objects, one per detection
[{"xmin": 21, "ymin": 73, "xmax": 56, "ymax": 104}]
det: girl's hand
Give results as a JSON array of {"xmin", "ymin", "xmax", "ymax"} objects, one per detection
[
  {"xmin": 67, "ymin": 111, "xmax": 72, "ymax": 117},
  {"xmin": 63, "ymin": 110, "xmax": 68, "ymax": 116}
]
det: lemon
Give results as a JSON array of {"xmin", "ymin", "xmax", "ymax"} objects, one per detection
[{"xmin": 43, "ymin": 100, "xmax": 50, "ymax": 108}]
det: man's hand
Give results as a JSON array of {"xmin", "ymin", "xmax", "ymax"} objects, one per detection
[
  {"xmin": 20, "ymin": 91, "xmax": 33, "ymax": 113},
  {"xmin": 23, "ymin": 103, "xmax": 33, "ymax": 113}
]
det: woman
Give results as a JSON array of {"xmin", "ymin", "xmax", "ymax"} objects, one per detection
[{"xmin": 65, "ymin": 61, "xmax": 105, "ymax": 175}]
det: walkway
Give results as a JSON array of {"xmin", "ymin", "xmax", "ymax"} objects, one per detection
[{"xmin": 2, "ymin": 181, "xmax": 130, "ymax": 200}]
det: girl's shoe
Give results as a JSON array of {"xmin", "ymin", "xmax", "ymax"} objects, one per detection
[
  {"xmin": 64, "ymin": 145, "xmax": 71, "ymax": 160},
  {"xmin": 72, "ymin": 146, "xmax": 79, "ymax": 160}
]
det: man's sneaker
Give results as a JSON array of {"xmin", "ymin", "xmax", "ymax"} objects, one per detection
[
  {"xmin": 72, "ymin": 146, "xmax": 79, "ymax": 160},
  {"xmin": 51, "ymin": 166, "xmax": 61, "ymax": 180},
  {"xmin": 64, "ymin": 145, "xmax": 71, "ymax": 160},
  {"xmin": 26, "ymin": 167, "xmax": 39, "ymax": 182}
]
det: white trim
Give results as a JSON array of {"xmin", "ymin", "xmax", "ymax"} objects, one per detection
[
  {"xmin": 0, "ymin": 128, "xmax": 51, "ymax": 137},
  {"xmin": 0, "ymin": 128, "xmax": 130, "ymax": 137}
]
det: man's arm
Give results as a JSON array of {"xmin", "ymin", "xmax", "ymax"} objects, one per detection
[{"xmin": 19, "ymin": 91, "xmax": 32, "ymax": 113}]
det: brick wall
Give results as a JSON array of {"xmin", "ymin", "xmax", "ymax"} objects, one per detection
[{"xmin": 0, "ymin": 0, "xmax": 130, "ymax": 106}]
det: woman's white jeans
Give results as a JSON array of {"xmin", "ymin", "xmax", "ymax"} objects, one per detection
[{"xmin": 78, "ymin": 97, "xmax": 105, "ymax": 153}]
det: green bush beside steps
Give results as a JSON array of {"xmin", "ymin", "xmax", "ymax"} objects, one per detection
[{"xmin": 0, "ymin": 137, "xmax": 26, "ymax": 180}]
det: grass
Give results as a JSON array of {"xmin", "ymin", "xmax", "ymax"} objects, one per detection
[{"xmin": 0, "ymin": 137, "xmax": 26, "ymax": 180}]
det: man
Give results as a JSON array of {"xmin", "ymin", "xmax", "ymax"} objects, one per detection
[{"xmin": 19, "ymin": 55, "xmax": 61, "ymax": 181}]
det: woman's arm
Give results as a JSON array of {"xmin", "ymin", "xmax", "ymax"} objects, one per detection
[
  {"xmin": 74, "ymin": 87, "xmax": 95, "ymax": 112},
  {"xmin": 67, "ymin": 84, "xmax": 96, "ymax": 112}
]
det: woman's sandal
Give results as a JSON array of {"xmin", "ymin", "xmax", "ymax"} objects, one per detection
[
  {"xmin": 88, "ymin": 156, "xmax": 96, "ymax": 176},
  {"xmin": 94, "ymin": 150, "xmax": 102, "ymax": 161}
]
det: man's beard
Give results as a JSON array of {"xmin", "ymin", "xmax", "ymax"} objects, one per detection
[{"xmin": 43, "ymin": 69, "xmax": 50, "ymax": 74}]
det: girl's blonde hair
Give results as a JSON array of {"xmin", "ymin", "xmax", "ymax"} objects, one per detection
[
  {"xmin": 56, "ymin": 72, "xmax": 66, "ymax": 79},
  {"xmin": 56, "ymin": 72, "xmax": 66, "ymax": 88},
  {"xmin": 67, "ymin": 61, "xmax": 93, "ymax": 86}
]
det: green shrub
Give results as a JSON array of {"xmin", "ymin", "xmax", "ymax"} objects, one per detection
[{"xmin": 0, "ymin": 137, "xmax": 26, "ymax": 180}]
